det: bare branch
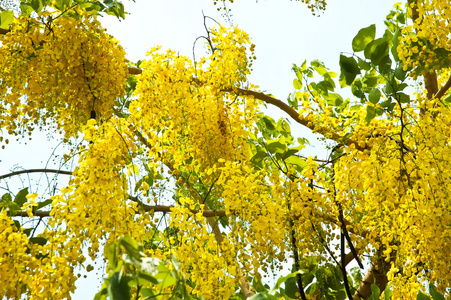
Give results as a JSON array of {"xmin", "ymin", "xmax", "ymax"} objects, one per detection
[
  {"xmin": 0, "ymin": 169, "xmax": 72, "ymax": 180},
  {"xmin": 12, "ymin": 205, "xmax": 226, "ymax": 218},
  {"xmin": 435, "ymin": 74, "xmax": 451, "ymax": 100}
]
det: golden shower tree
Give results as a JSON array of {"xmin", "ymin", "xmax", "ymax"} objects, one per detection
[{"xmin": 1, "ymin": 0, "xmax": 451, "ymax": 299}]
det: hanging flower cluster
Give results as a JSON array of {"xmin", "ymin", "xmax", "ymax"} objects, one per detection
[
  {"xmin": 0, "ymin": 9, "xmax": 127, "ymax": 140},
  {"xmin": 131, "ymin": 25, "xmax": 258, "ymax": 174},
  {"xmin": 398, "ymin": 0, "xmax": 451, "ymax": 72}
]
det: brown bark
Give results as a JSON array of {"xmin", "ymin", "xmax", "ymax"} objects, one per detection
[
  {"xmin": 424, "ymin": 71, "xmax": 438, "ymax": 100},
  {"xmin": 353, "ymin": 250, "xmax": 394, "ymax": 299},
  {"xmin": 434, "ymin": 75, "xmax": 451, "ymax": 100},
  {"xmin": 13, "ymin": 205, "xmax": 226, "ymax": 218}
]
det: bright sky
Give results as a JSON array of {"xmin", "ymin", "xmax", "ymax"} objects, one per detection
[{"xmin": 0, "ymin": 0, "xmax": 400, "ymax": 298}]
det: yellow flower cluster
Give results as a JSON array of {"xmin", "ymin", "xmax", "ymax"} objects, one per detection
[
  {"xmin": 0, "ymin": 210, "xmax": 80, "ymax": 299},
  {"xmin": 131, "ymin": 26, "xmax": 258, "ymax": 175},
  {"xmin": 0, "ymin": 9, "xmax": 127, "ymax": 140},
  {"xmin": 48, "ymin": 118, "xmax": 152, "ymax": 261},
  {"xmin": 167, "ymin": 202, "xmax": 237, "ymax": 299},
  {"xmin": 398, "ymin": 0, "xmax": 451, "ymax": 72},
  {"xmin": 218, "ymin": 160, "xmax": 288, "ymax": 275},
  {"xmin": 332, "ymin": 97, "xmax": 451, "ymax": 297}
]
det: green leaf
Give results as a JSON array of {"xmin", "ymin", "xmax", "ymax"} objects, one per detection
[
  {"xmin": 293, "ymin": 79, "xmax": 303, "ymax": 90},
  {"xmin": 282, "ymin": 148, "xmax": 300, "ymax": 160},
  {"xmin": 93, "ymin": 284, "xmax": 109, "ymax": 300},
  {"xmin": 334, "ymin": 290, "xmax": 346, "ymax": 300},
  {"xmin": 105, "ymin": 2, "xmax": 126, "ymax": 19},
  {"xmin": 429, "ymin": 284, "xmax": 445, "ymax": 300},
  {"xmin": 380, "ymin": 99, "xmax": 396, "ymax": 111},
  {"xmin": 394, "ymin": 65, "xmax": 407, "ymax": 81},
  {"xmin": 102, "ymin": 0, "xmax": 115, "ymax": 8},
  {"xmin": 351, "ymin": 80, "xmax": 365, "ymax": 99},
  {"xmin": 357, "ymin": 57, "xmax": 371, "ymax": 71},
  {"xmin": 363, "ymin": 75, "xmax": 378, "ymax": 89},
  {"xmin": 285, "ymin": 156, "xmax": 306, "ymax": 170},
  {"xmin": 272, "ymin": 273, "xmax": 298, "ymax": 292},
  {"xmin": 20, "ymin": 3, "xmax": 34, "ymax": 15},
  {"xmin": 396, "ymin": 92, "xmax": 410, "ymax": 103},
  {"xmin": 391, "ymin": 28, "xmax": 401, "ymax": 61},
  {"xmin": 305, "ymin": 282, "xmax": 317, "ymax": 295},
  {"xmin": 365, "ymin": 106, "xmax": 376, "ymax": 123},
  {"xmin": 339, "ymin": 55, "xmax": 360, "ymax": 85},
  {"xmin": 276, "ymin": 118, "xmax": 291, "ymax": 135},
  {"xmin": 311, "ymin": 60, "xmax": 328, "ymax": 75},
  {"xmin": 383, "ymin": 28, "xmax": 394, "ymax": 42},
  {"xmin": 284, "ymin": 277, "xmax": 300, "ymax": 299},
  {"xmin": 378, "ymin": 55, "xmax": 392, "ymax": 75},
  {"xmin": 383, "ymin": 77, "xmax": 397, "ymax": 95},
  {"xmin": 352, "ymin": 24, "xmax": 376, "ymax": 52},
  {"xmin": 384, "ymin": 284, "xmax": 393, "ymax": 300},
  {"xmin": 368, "ymin": 284, "xmax": 381, "ymax": 300},
  {"xmin": 368, "ymin": 88, "xmax": 381, "ymax": 104},
  {"xmin": 14, "ymin": 188, "xmax": 29, "ymax": 208},
  {"xmin": 1, "ymin": 193, "xmax": 12, "ymax": 203},
  {"xmin": 155, "ymin": 263, "xmax": 177, "ymax": 289},
  {"xmin": 119, "ymin": 236, "xmax": 143, "ymax": 262},
  {"xmin": 325, "ymin": 93, "xmax": 343, "ymax": 106},
  {"xmin": 107, "ymin": 273, "xmax": 131, "ymax": 300},
  {"xmin": 137, "ymin": 271, "xmax": 159, "ymax": 285},
  {"xmin": 29, "ymin": 237, "xmax": 47, "ymax": 246},
  {"xmin": 288, "ymin": 92, "xmax": 299, "ymax": 110},
  {"xmin": 106, "ymin": 242, "xmax": 119, "ymax": 270},
  {"xmin": 416, "ymin": 291, "xmax": 431, "ymax": 300},
  {"xmin": 53, "ymin": 0, "xmax": 73, "ymax": 10},
  {"xmin": 0, "ymin": 11, "xmax": 14, "ymax": 29},
  {"xmin": 261, "ymin": 115, "xmax": 276, "ymax": 131},
  {"xmin": 249, "ymin": 293, "xmax": 279, "ymax": 300},
  {"xmin": 266, "ymin": 140, "xmax": 287, "ymax": 154},
  {"xmin": 30, "ymin": 0, "xmax": 44, "ymax": 13},
  {"xmin": 444, "ymin": 94, "xmax": 451, "ymax": 103},
  {"xmin": 36, "ymin": 199, "xmax": 52, "ymax": 211},
  {"xmin": 140, "ymin": 288, "xmax": 157, "ymax": 299},
  {"xmin": 364, "ymin": 38, "xmax": 387, "ymax": 63},
  {"xmin": 371, "ymin": 41, "xmax": 389, "ymax": 65}
]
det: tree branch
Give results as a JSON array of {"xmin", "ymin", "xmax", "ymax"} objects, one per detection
[
  {"xmin": 424, "ymin": 71, "xmax": 438, "ymax": 100},
  {"xmin": 230, "ymin": 87, "xmax": 366, "ymax": 151},
  {"xmin": 0, "ymin": 169, "xmax": 72, "ymax": 180},
  {"xmin": 12, "ymin": 205, "xmax": 226, "ymax": 218},
  {"xmin": 352, "ymin": 249, "xmax": 394, "ymax": 300},
  {"xmin": 434, "ymin": 74, "xmax": 451, "ymax": 100},
  {"xmin": 125, "ymin": 67, "xmax": 366, "ymax": 151}
]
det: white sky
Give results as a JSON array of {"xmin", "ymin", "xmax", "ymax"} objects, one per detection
[{"xmin": 0, "ymin": 0, "xmax": 400, "ymax": 298}]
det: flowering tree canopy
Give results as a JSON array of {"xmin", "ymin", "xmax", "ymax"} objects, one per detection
[{"xmin": 1, "ymin": 0, "xmax": 451, "ymax": 299}]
